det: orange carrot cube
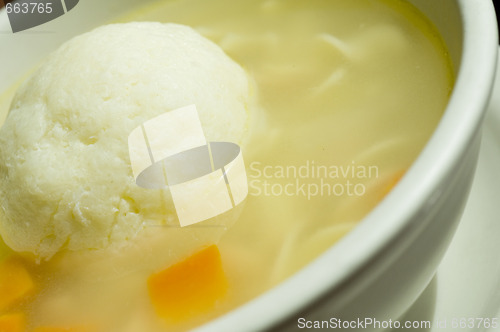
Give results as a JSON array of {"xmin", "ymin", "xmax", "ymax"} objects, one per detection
[
  {"xmin": 0, "ymin": 313, "xmax": 25, "ymax": 332},
  {"xmin": 380, "ymin": 170, "xmax": 406, "ymax": 197},
  {"xmin": 32, "ymin": 326, "xmax": 91, "ymax": 332},
  {"xmin": 148, "ymin": 245, "xmax": 228, "ymax": 323},
  {"xmin": 0, "ymin": 258, "xmax": 34, "ymax": 311}
]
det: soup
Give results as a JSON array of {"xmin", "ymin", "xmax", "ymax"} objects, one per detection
[{"xmin": 0, "ymin": 0, "xmax": 452, "ymax": 331}]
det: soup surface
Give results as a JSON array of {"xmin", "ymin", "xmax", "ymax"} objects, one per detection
[{"xmin": 0, "ymin": 0, "xmax": 452, "ymax": 331}]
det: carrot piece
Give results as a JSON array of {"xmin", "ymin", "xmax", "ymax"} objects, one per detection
[
  {"xmin": 0, "ymin": 313, "xmax": 25, "ymax": 332},
  {"xmin": 148, "ymin": 245, "xmax": 228, "ymax": 323},
  {"xmin": 32, "ymin": 327, "xmax": 91, "ymax": 332},
  {"xmin": 380, "ymin": 170, "xmax": 406, "ymax": 198},
  {"xmin": 0, "ymin": 257, "xmax": 34, "ymax": 311}
]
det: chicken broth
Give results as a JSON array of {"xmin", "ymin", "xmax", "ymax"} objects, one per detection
[{"xmin": 0, "ymin": 0, "xmax": 452, "ymax": 331}]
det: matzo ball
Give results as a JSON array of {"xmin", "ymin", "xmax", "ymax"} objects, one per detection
[{"xmin": 0, "ymin": 22, "xmax": 252, "ymax": 260}]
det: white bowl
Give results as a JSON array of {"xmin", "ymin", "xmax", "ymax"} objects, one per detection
[{"xmin": 0, "ymin": 0, "xmax": 497, "ymax": 331}]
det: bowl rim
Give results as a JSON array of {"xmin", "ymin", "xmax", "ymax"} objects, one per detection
[{"xmin": 194, "ymin": 0, "xmax": 498, "ymax": 330}]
